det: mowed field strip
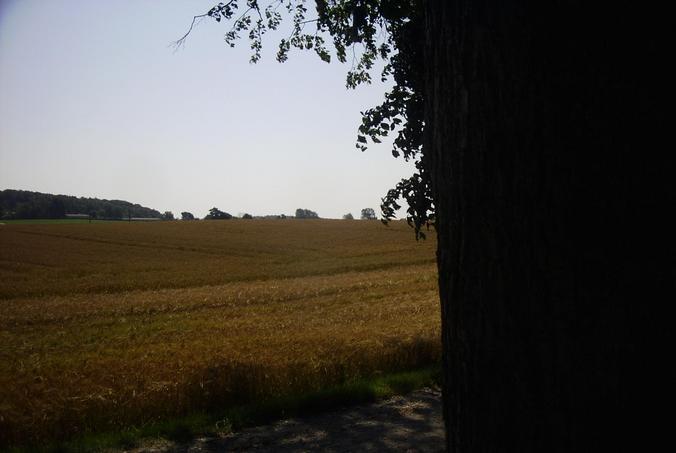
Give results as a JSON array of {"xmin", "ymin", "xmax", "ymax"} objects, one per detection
[{"xmin": 0, "ymin": 219, "xmax": 439, "ymax": 447}]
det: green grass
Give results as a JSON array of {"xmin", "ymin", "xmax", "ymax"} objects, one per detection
[{"xmin": 13, "ymin": 366, "xmax": 440, "ymax": 453}]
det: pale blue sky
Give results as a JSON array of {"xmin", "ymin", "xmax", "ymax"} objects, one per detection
[{"xmin": 0, "ymin": 0, "xmax": 413, "ymax": 219}]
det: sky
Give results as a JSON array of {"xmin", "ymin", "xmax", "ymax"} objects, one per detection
[{"xmin": 0, "ymin": 0, "xmax": 414, "ymax": 219}]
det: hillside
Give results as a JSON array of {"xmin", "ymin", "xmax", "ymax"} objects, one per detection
[{"xmin": 0, "ymin": 189, "xmax": 161, "ymax": 220}]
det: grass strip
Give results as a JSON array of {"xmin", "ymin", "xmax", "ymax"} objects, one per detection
[{"xmin": 10, "ymin": 365, "xmax": 440, "ymax": 453}]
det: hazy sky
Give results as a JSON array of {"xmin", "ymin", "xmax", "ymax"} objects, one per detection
[{"xmin": 0, "ymin": 0, "xmax": 414, "ymax": 219}]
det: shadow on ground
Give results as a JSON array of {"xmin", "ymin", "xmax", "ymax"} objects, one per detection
[{"xmin": 132, "ymin": 387, "xmax": 444, "ymax": 452}]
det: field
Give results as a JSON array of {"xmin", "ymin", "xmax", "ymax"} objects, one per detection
[{"xmin": 0, "ymin": 219, "xmax": 439, "ymax": 448}]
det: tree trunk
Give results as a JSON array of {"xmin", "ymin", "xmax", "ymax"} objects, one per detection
[{"xmin": 423, "ymin": 2, "xmax": 666, "ymax": 451}]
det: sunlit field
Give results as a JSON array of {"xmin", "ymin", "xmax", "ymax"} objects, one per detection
[{"xmin": 0, "ymin": 219, "xmax": 439, "ymax": 447}]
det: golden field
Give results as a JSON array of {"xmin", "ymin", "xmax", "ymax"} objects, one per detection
[{"xmin": 0, "ymin": 219, "xmax": 439, "ymax": 446}]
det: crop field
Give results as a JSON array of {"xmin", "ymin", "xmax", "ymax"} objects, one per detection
[{"xmin": 0, "ymin": 219, "xmax": 439, "ymax": 447}]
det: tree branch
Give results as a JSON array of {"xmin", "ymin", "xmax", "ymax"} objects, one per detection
[{"xmin": 171, "ymin": 13, "xmax": 209, "ymax": 50}]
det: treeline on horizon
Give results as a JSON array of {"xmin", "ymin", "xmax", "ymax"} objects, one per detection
[
  {"xmin": 0, "ymin": 189, "xmax": 161, "ymax": 220},
  {"xmin": 179, "ymin": 207, "xmax": 326, "ymax": 221},
  {"xmin": 0, "ymin": 190, "xmax": 378, "ymax": 221}
]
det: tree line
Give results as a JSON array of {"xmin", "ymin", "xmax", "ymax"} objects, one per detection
[
  {"xmin": 0, "ymin": 189, "xmax": 161, "ymax": 220},
  {"xmin": 183, "ymin": 207, "xmax": 379, "ymax": 220},
  {"xmin": 1, "ymin": 189, "xmax": 380, "ymax": 222}
]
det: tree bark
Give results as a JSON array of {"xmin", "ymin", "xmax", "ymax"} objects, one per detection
[{"xmin": 423, "ymin": 2, "xmax": 666, "ymax": 451}]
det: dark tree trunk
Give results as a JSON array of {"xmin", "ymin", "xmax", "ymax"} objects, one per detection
[{"xmin": 423, "ymin": 1, "xmax": 667, "ymax": 451}]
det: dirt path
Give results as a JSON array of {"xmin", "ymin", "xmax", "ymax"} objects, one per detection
[{"xmin": 130, "ymin": 387, "xmax": 445, "ymax": 452}]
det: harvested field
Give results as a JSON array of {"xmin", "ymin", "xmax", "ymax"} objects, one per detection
[{"xmin": 0, "ymin": 219, "xmax": 439, "ymax": 448}]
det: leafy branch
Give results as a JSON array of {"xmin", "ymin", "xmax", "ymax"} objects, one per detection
[{"xmin": 175, "ymin": 0, "xmax": 434, "ymax": 237}]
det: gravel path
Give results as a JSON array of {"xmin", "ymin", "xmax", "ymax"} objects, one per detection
[{"xmin": 129, "ymin": 387, "xmax": 445, "ymax": 452}]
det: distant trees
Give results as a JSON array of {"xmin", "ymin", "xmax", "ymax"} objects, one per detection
[
  {"xmin": 343, "ymin": 213, "xmax": 354, "ymax": 220},
  {"xmin": 295, "ymin": 208, "xmax": 319, "ymax": 219},
  {"xmin": 181, "ymin": 211, "xmax": 195, "ymax": 220},
  {"xmin": 360, "ymin": 208, "xmax": 377, "ymax": 220},
  {"xmin": 47, "ymin": 198, "xmax": 66, "ymax": 219},
  {"xmin": 161, "ymin": 211, "xmax": 175, "ymax": 221},
  {"xmin": 102, "ymin": 205, "xmax": 124, "ymax": 219},
  {"xmin": 0, "ymin": 189, "xmax": 161, "ymax": 220},
  {"xmin": 204, "ymin": 207, "xmax": 232, "ymax": 220},
  {"xmin": 241, "ymin": 213, "xmax": 253, "ymax": 219},
  {"xmin": 256, "ymin": 214, "xmax": 287, "ymax": 219}
]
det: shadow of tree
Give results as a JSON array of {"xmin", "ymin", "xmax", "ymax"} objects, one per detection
[{"xmin": 182, "ymin": 388, "xmax": 444, "ymax": 452}]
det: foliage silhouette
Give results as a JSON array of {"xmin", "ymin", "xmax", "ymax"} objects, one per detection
[
  {"xmin": 0, "ymin": 189, "xmax": 161, "ymax": 220},
  {"xmin": 294, "ymin": 208, "xmax": 319, "ymax": 219},
  {"xmin": 204, "ymin": 207, "xmax": 232, "ymax": 220},
  {"xmin": 175, "ymin": 0, "xmax": 431, "ymax": 236},
  {"xmin": 360, "ymin": 208, "xmax": 376, "ymax": 220}
]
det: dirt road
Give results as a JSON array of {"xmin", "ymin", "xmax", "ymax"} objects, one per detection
[{"xmin": 130, "ymin": 387, "xmax": 445, "ymax": 452}]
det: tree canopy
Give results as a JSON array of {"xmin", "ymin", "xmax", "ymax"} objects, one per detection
[
  {"xmin": 204, "ymin": 207, "xmax": 233, "ymax": 220},
  {"xmin": 294, "ymin": 208, "xmax": 319, "ymax": 219},
  {"xmin": 360, "ymin": 207, "xmax": 376, "ymax": 220},
  {"xmin": 0, "ymin": 189, "xmax": 161, "ymax": 220}
]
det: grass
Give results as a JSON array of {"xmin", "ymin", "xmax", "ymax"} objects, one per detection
[
  {"xmin": 0, "ymin": 219, "xmax": 439, "ymax": 449},
  {"xmin": 21, "ymin": 366, "xmax": 440, "ymax": 453}
]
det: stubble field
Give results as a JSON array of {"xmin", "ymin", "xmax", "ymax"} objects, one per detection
[{"xmin": 0, "ymin": 219, "xmax": 439, "ymax": 447}]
